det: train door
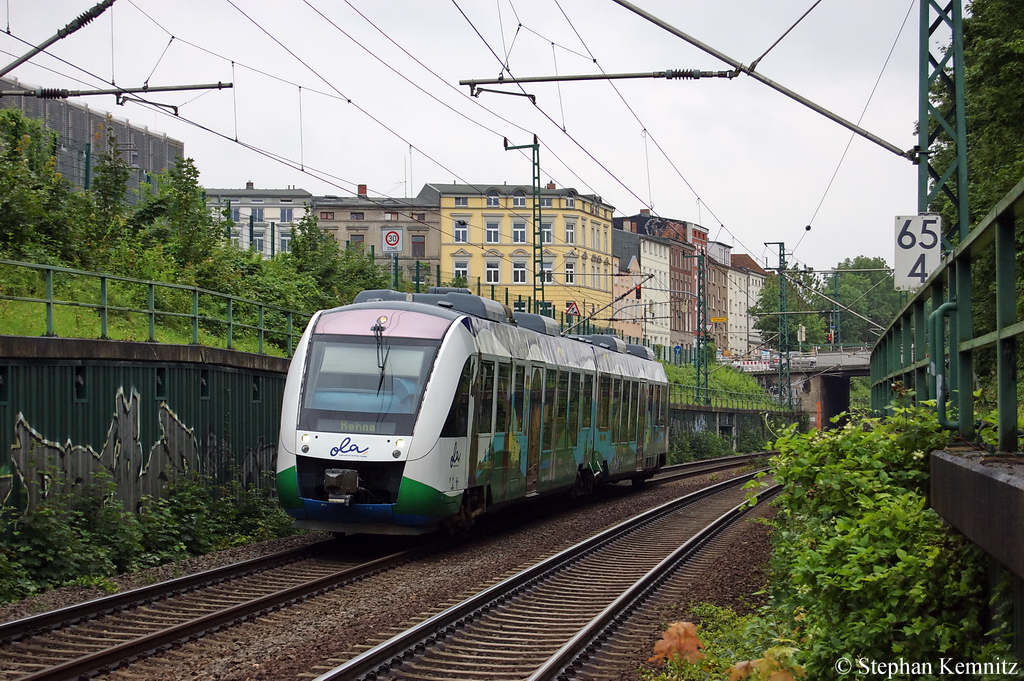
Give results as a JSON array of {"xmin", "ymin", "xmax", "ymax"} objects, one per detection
[
  {"xmin": 525, "ymin": 366, "xmax": 543, "ymax": 495},
  {"xmin": 510, "ymin": 364, "xmax": 527, "ymax": 490},
  {"xmin": 472, "ymin": 359, "xmax": 495, "ymax": 489}
]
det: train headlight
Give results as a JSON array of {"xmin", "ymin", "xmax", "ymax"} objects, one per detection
[
  {"xmin": 301, "ymin": 434, "xmax": 310, "ymax": 442},
  {"xmin": 395, "ymin": 439, "xmax": 405, "ymax": 448}
]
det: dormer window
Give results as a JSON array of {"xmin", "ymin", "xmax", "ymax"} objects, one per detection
[{"xmin": 486, "ymin": 190, "xmax": 500, "ymax": 207}]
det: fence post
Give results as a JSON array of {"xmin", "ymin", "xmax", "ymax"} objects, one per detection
[
  {"xmin": 415, "ymin": 261, "xmax": 421, "ymax": 293},
  {"xmin": 227, "ymin": 298, "xmax": 234, "ymax": 350},
  {"xmin": 287, "ymin": 312, "xmax": 294, "ymax": 357},
  {"xmin": 258, "ymin": 305, "xmax": 265, "ymax": 354},
  {"xmin": 100, "ymin": 276, "xmax": 108, "ymax": 339},
  {"xmin": 44, "ymin": 268, "xmax": 55, "ymax": 337},
  {"xmin": 192, "ymin": 288, "xmax": 199, "ymax": 344},
  {"xmin": 148, "ymin": 283, "xmax": 156, "ymax": 342}
]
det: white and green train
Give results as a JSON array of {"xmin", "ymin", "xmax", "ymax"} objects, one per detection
[{"xmin": 276, "ymin": 288, "xmax": 669, "ymax": 535}]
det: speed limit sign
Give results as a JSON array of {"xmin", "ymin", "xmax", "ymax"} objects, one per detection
[
  {"xmin": 382, "ymin": 228, "xmax": 404, "ymax": 253},
  {"xmin": 893, "ymin": 214, "xmax": 941, "ymax": 290}
]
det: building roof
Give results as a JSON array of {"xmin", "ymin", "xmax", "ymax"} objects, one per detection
[
  {"xmin": 730, "ymin": 253, "xmax": 768, "ymax": 275},
  {"xmin": 420, "ymin": 182, "xmax": 611, "ymax": 208},
  {"xmin": 205, "ymin": 187, "xmax": 312, "ymax": 199}
]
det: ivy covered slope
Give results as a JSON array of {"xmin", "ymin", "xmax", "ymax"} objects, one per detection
[{"xmin": 762, "ymin": 406, "xmax": 1015, "ymax": 675}]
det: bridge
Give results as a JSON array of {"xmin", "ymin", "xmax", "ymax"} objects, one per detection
[{"xmin": 744, "ymin": 350, "xmax": 871, "ymax": 429}]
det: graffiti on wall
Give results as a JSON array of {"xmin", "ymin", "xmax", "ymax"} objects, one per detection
[{"xmin": 4, "ymin": 386, "xmax": 277, "ymax": 513}]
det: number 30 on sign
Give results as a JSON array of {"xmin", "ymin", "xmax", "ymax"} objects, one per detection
[{"xmin": 893, "ymin": 214, "xmax": 941, "ymax": 291}]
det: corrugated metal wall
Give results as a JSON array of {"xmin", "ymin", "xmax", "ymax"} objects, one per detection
[{"xmin": 0, "ymin": 341, "xmax": 287, "ymax": 515}]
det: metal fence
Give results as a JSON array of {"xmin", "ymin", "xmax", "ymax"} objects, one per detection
[
  {"xmin": 870, "ymin": 177, "xmax": 1023, "ymax": 453},
  {"xmin": 0, "ymin": 259, "xmax": 310, "ymax": 357}
]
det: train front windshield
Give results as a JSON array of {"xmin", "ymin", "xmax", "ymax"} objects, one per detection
[{"xmin": 299, "ymin": 335, "xmax": 439, "ymax": 436}]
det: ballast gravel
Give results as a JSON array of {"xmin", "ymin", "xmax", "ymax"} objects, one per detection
[{"xmin": 0, "ymin": 470, "xmax": 774, "ymax": 681}]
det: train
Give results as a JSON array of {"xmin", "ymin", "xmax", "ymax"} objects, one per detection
[{"xmin": 275, "ymin": 288, "xmax": 669, "ymax": 535}]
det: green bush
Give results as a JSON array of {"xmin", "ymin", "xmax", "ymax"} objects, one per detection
[
  {"xmin": 757, "ymin": 406, "xmax": 1016, "ymax": 675},
  {"xmin": 0, "ymin": 467, "xmax": 299, "ymax": 603}
]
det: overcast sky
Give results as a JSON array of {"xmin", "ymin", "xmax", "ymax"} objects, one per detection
[{"xmin": 2, "ymin": 0, "xmax": 923, "ymax": 271}]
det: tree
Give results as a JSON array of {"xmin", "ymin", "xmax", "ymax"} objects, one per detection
[
  {"xmin": 749, "ymin": 272, "xmax": 827, "ymax": 351},
  {"xmin": 288, "ymin": 211, "xmax": 389, "ymax": 308},
  {"xmin": 831, "ymin": 256, "xmax": 902, "ymax": 347}
]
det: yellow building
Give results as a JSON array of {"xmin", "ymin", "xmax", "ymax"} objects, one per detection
[{"xmin": 419, "ymin": 183, "xmax": 615, "ymax": 323}]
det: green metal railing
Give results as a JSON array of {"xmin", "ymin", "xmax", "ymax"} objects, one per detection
[
  {"xmin": 871, "ymin": 177, "xmax": 1023, "ymax": 453},
  {"xmin": 0, "ymin": 259, "xmax": 311, "ymax": 357},
  {"xmin": 669, "ymin": 382, "xmax": 787, "ymax": 412}
]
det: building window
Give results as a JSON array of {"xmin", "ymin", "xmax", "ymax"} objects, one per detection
[
  {"xmin": 349, "ymin": 234, "xmax": 364, "ymax": 249},
  {"xmin": 251, "ymin": 208, "xmax": 264, "ymax": 223},
  {"xmin": 280, "ymin": 207, "xmax": 294, "ymax": 223},
  {"xmin": 413, "ymin": 212, "xmax": 426, "ymax": 221},
  {"xmin": 320, "ymin": 211, "xmax": 334, "ymax": 220},
  {"xmin": 486, "ymin": 221, "xmax": 500, "ymax": 243},
  {"xmin": 350, "ymin": 212, "xmax": 364, "ymax": 220},
  {"xmin": 253, "ymin": 232, "xmax": 264, "ymax": 252},
  {"xmin": 486, "ymin": 261, "xmax": 500, "ymax": 283},
  {"xmin": 250, "ymin": 198, "xmax": 264, "ymax": 203},
  {"xmin": 541, "ymin": 222, "xmax": 552, "ymax": 243},
  {"xmin": 231, "ymin": 208, "xmax": 240, "ymax": 222},
  {"xmin": 486, "ymin": 190, "xmax": 500, "ymax": 207},
  {"xmin": 541, "ymin": 261, "xmax": 553, "ymax": 283},
  {"xmin": 412, "ymin": 234, "xmax": 425, "ymax": 257},
  {"xmin": 513, "ymin": 262, "xmax": 527, "ymax": 283},
  {"xmin": 453, "ymin": 261, "xmax": 468, "ymax": 280},
  {"xmin": 455, "ymin": 197, "xmax": 468, "ymax": 207},
  {"xmin": 454, "ymin": 220, "xmax": 468, "ymax": 243},
  {"xmin": 513, "ymin": 190, "xmax": 526, "ymax": 207},
  {"xmin": 280, "ymin": 234, "xmax": 291, "ymax": 253},
  {"xmin": 565, "ymin": 261, "xmax": 575, "ymax": 284},
  {"xmin": 565, "ymin": 196, "xmax": 575, "ymax": 208},
  {"xmin": 564, "ymin": 222, "xmax": 575, "ymax": 244},
  {"xmin": 540, "ymin": 197, "xmax": 552, "ymax": 208},
  {"xmin": 513, "ymin": 221, "xmax": 526, "ymax": 243},
  {"xmin": 384, "ymin": 212, "xmax": 399, "ymax": 220}
]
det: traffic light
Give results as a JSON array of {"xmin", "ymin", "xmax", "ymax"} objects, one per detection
[{"xmin": 635, "ymin": 284, "xmax": 642, "ymax": 299}]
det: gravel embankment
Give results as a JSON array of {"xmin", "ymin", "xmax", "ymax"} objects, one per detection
[{"xmin": 1, "ymin": 470, "xmax": 774, "ymax": 681}]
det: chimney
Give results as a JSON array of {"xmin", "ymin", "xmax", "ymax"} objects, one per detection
[
  {"xmin": 246, "ymin": 181, "xmax": 254, "ymax": 190},
  {"xmin": 357, "ymin": 184, "xmax": 367, "ymax": 197},
  {"xmin": 639, "ymin": 208, "xmax": 650, "ymax": 215},
  {"xmin": 546, "ymin": 182, "xmax": 556, "ymax": 189}
]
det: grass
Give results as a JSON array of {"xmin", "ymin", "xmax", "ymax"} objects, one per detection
[{"xmin": 0, "ymin": 299, "xmax": 292, "ymax": 357}]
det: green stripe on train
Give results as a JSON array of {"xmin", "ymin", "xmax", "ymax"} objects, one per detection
[
  {"xmin": 394, "ymin": 477, "xmax": 462, "ymax": 517},
  {"xmin": 276, "ymin": 467, "xmax": 302, "ymax": 509}
]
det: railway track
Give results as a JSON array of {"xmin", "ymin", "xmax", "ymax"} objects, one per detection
[
  {"xmin": 0, "ymin": 454, "xmax": 764, "ymax": 680},
  {"xmin": 0, "ymin": 540, "xmax": 426, "ymax": 681},
  {"xmin": 309, "ymin": 472, "xmax": 778, "ymax": 681}
]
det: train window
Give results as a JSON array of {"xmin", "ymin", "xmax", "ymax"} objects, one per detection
[
  {"xmin": 598, "ymin": 375, "xmax": 611, "ymax": 430},
  {"xmin": 623, "ymin": 380, "xmax": 633, "ymax": 441},
  {"xmin": 582, "ymin": 373, "xmax": 593, "ymax": 429},
  {"xmin": 495, "ymin": 362, "xmax": 511, "ymax": 432},
  {"xmin": 512, "ymin": 365, "xmax": 526, "ymax": 433},
  {"xmin": 637, "ymin": 382, "xmax": 648, "ymax": 441},
  {"xmin": 543, "ymin": 369, "xmax": 557, "ymax": 451},
  {"xmin": 557, "ymin": 371, "xmax": 570, "ymax": 446},
  {"xmin": 566, "ymin": 372, "xmax": 580, "ymax": 439},
  {"xmin": 610, "ymin": 378, "xmax": 622, "ymax": 442},
  {"xmin": 441, "ymin": 359, "xmax": 473, "ymax": 437},
  {"xmin": 300, "ymin": 336, "xmax": 440, "ymax": 435},
  {"xmin": 476, "ymin": 360, "xmax": 496, "ymax": 434}
]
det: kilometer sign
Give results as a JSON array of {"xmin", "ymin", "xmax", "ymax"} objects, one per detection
[
  {"xmin": 894, "ymin": 214, "xmax": 941, "ymax": 290},
  {"xmin": 382, "ymin": 228, "xmax": 404, "ymax": 253}
]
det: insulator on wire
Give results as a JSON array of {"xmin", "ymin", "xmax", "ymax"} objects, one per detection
[{"xmin": 35, "ymin": 88, "xmax": 69, "ymax": 99}]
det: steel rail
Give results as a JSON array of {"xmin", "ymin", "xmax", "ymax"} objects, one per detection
[
  {"xmin": 0, "ymin": 541, "xmax": 331, "ymax": 643},
  {"xmin": 312, "ymin": 471, "xmax": 763, "ymax": 681},
  {"xmin": 12, "ymin": 547, "xmax": 427, "ymax": 681},
  {"xmin": 531, "ymin": 484, "xmax": 782, "ymax": 680}
]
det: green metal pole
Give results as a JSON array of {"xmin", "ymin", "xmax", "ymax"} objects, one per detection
[
  {"xmin": 100, "ymin": 276, "xmax": 108, "ymax": 339},
  {"xmin": 192, "ymin": 289, "xmax": 199, "ymax": 344},
  {"xmin": 83, "ymin": 142, "xmax": 91, "ymax": 190},
  {"xmin": 44, "ymin": 269, "xmax": 55, "ymax": 337},
  {"xmin": 249, "ymin": 215, "xmax": 255, "ymax": 251},
  {"xmin": 148, "ymin": 284, "xmax": 156, "ymax": 342},
  {"xmin": 226, "ymin": 298, "xmax": 234, "ymax": 350},
  {"xmin": 271, "ymin": 222, "xmax": 276, "ymax": 257},
  {"xmin": 415, "ymin": 261, "xmax": 421, "ymax": 293}
]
